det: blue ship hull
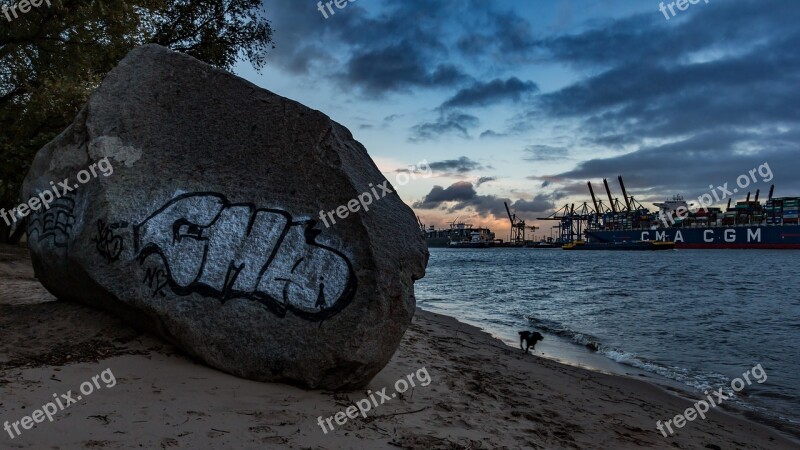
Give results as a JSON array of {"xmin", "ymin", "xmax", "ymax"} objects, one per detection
[{"xmin": 586, "ymin": 225, "xmax": 800, "ymax": 249}]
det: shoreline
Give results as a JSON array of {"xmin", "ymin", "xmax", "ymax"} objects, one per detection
[
  {"xmin": 2, "ymin": 243, "xmax": 798, "ymax": 448},
  {"xmin": 421, "ymin": 304, "xmax": 800, "ymax": 442},
  {"xmin": 419, "ymin": 304, "xmax": 663, "ymax": 376}
]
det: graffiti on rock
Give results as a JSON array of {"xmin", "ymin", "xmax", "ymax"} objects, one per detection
[
  {"xmin": 133, "ymin": 192, "xmax": 357, "ymax": 320},
  {"xmin": 27, "ymin": 195, "xmax": 76, "ymax": 248},
  {"xmin": 92, "ymin": 219, "xmax": 127, "ymax": 263}
]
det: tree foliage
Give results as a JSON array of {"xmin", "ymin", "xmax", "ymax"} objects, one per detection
[{"xmin": 0, "ymin": 0, "xmax": 273, "ymax": 242}]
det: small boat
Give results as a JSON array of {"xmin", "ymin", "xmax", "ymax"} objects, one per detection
[
  {"xmin": 448, "ymin": 241, "xmax": 489, "ymax": 248},
  {"xmin": 562, "ymin": 240, "xmax": 675, "ymax": 251},
  {"xmin": 448, "ymin": 231, "xmax": 491, "ymax": 248},
  {"xmin": 525, "ymin": 241, "xmax": 560, "ymax": 248}
]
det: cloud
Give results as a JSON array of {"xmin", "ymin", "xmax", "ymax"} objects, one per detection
[
  {"xmin": 508, "ymin": 194, "xmax": 555, "ymax": 214},
  {"xmin": 262, "ymin": 0, "xmax": 800, "ymax": 201},
  {"xmin": 545, "ymin": 129, "xmax": 800, "ymax": 199},
  {"xmin": 413, "ymin": 181, "xmax": 477, "ymax": 209},
  {"xmin": 343, "ymin": 40, "xmax": 470, "ymax": 95},
  {"xmin": 521, "ymin": 1, "xmax": 800, "ymax": 144},
  {"xmin": 440, "ymin": 77, "xmax": 538, "ymax": 109},
  {"xmin": 409, "ymin": 113, "xmax": 480, "ymax": 142},
  {"xmin": 508, "ymin": 0, "xmax": 800, "ymax": 197},
  {"xmin": 261, "ymin": 0, "xmax": 549, "ymax": 98},
  {"xmin": 425, "ymin": 156, "xmax": 484, "ymax": 174},
  {"xmin": 413, "ymin": 181, "xmax": 555, "ymax": 219},
  {"xmin": 476, "ymin": 176, "xmax": 497, "ymax": 186},
  {"xmin": 479, "ymin": 130, "xmax": 507, "ymax": 139},
  {"xmin": 455, "ymin": 10, "xmax": 538, "ymax": 59},
  {"xmin": 523, "ymin": 145, "xmax": 568, "ymax": 162},
  {"xmin": 451, "ymin": 193, "xmax": 555, "ymax": 219},
  {"xmin": 262, "ymin": 0, "xmax": 476, "ymax": 96},
  {"xmin": 393, "ymin": 156, "xmax": 484, "ymax": 176},
  {"xmin": 537, "ymin": 0, "xmax": 799, "ymax": 69}
]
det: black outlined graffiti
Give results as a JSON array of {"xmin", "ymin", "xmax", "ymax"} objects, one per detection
[
  {"xmin": 92, "ymin": 219, "xmax": 127, "ymax": 263},
  {"xmin": 27, "ymin": 195, "xmax": 76, "ymax": 248},
  {"xmin": 134, "ymin": 192, "xmax": 357, "ymax": 321},
  {"xmin": 143, "ymin": 266, "xmax": 169, "ymax": 297}
]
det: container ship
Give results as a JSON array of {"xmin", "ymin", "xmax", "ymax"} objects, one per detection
[
  {"xmin": 422, "ymin": 202, "xmax": 549, "ymax": 248},
  {"xmin": 421, "ymin": 220, "xmax": 497, "ymax": 248},
  {"xmin": 542, "ymin": 177, "xmax": 800, "ymax": 249}
]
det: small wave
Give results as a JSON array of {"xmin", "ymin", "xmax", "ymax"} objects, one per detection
[
  {"xmin": 524, "ymin": 314, "xmax": 730, "ymax": 394},
  {"xmin": 757, "ymin": 391, "xmax": 799, "ymax": 401},
  {"xmin": 523, "ymin": 316, "xmax": 779, "ymax": 415},
  {"xmin": 605, "ymin": 291, "xmax": 633, "ymax": 297}
]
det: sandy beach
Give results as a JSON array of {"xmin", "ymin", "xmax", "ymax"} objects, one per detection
[{"xmin": 0, "ymin": 243, "xmax": 797, "ymax": 449}]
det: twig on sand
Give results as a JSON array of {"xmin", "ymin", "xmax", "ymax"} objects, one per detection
[
  {"xmin": 365, "ymin": 406, "xmax": 429, "ymax": 422},
  {"xmin": 368, "ymin": 423, "xmax": 390, "ymax": 436}
]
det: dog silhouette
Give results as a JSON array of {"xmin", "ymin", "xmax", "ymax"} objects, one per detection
[{"xmin": 519, "ymin": 331, "xmax": 544, "ymax": 353}]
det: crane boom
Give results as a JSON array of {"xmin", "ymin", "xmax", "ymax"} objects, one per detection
[
  {"xmin": 618, "ymin": 176, "xmax": 632, "ymax": 211},
  {"xmin": 588, "ymin": 182, "xmax": 600, "ymax": 216},
  {"xmin": 603, "ymin": 178, "xmax": 616, "ymax": 213},
  {"xmin": 504, "ymin": 201, "xmax": 514, "ymax": 223}
]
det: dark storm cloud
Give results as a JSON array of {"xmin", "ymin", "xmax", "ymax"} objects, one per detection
[
  {"xmin": 452, "ymin": 193, "xmax": 555, "ymax": 219},
  {"xmin": 427, "ymin": 156, "xmax": 484, "ymax": 174},
  {"xmin": 479, "ymin": 130, "xmax": 507, "ymax": 139},
  {"xmin": 409, "ymin": 113, "xmax": 480, "ymax": 142},
  {"xmin": 584, "ymin": 134, "xmax": 640, "ymax": 149},
  {"xmin": 548, "ymin": 129, "xmax": 800, "ymax": 198},
  {"xmin": 344, "ymin": 41, "xmax": 470, "ymax": 95},
  {"xmin": 394, "ymin": 156, "xmax": 484, "ymax": 175},
  {"xmin": 263, "ymin": 0, "xmax": 476, "ymax": 95},
  {"xmin": 263, "ymin": 0, "xmax": 551, "ymax": 97},
  {"xmin": 265, "ymin": 0, "xmax": 800, "ymax": 201},
  {"xmin": 440, "ymin": 77, "xmax": 538, "ymax": 109},
  {"xmin": 477, "ymin": 176, "xmax": 497, "ymax": 186},
  {"xmin": 523, "ymin": 145, "xmax": 568, "ymax": 162},
  {"xmin": 455, "ymin": 10, "xmax": 537, "ymax": 58},
  {"xmin": 413, "ymin": 181, "xmax": 477, "ymax": 209},
  {"xmin": 518, "ymin": 0, "xmax": 800, "ymax": 197},
  {"xmin": 539, "ymin": 0, "xmax": 800, "ymax": 69},
  {"xmin": 525, "ymin": 178, "xmax": 594, "ymax": 199},
  {"xmin": 262, "ymin": 0, "xmax": 363, "ymax": 73},
  {"xmin": 414, "ymin": 181, "xmax": 555, "ymax": 218},
  {"xmin": 510, "ymin": 194, "xmax": 555, "ymax": 214},
  {"xmin": 537, "ymin": 41, "xmax": 800, "ymax": 139},
  {"xmin": 527, "ymin": 0, "xmax": 800, "ymax": 137}
]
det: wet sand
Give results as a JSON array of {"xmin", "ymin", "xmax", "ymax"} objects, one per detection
[{"xmin": 1, "ymin": 244, "xmax": 797, "ymax": 449}]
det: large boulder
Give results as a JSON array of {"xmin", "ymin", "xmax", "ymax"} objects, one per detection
[{"xmin": 21, "ymin": 44, "xmax": 428, "ymax": 390}]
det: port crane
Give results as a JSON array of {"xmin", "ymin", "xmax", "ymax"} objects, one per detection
[
  {"xmin": 538, "ymin": 202, "xmax": 594, "ymax": 243},
  {"xmin": 504, "ymin": 202, "xmax": 537, "ymax": 244},
  {"xmin": 543, "ymin": 176, "xmax": 654, "ymax": 242}
]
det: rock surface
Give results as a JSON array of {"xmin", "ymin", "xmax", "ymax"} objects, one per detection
[{"xmin": 21, "ymin": 44, "xmax": 428, "ymax": 390}]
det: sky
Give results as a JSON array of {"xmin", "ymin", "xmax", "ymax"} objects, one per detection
[{"xmin": 234, "ymin": 0, "xmax": 800, "ymax": 241}]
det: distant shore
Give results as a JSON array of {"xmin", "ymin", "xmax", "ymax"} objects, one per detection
[{"xmin": 1, "ymin": 244, "xmax": 797, "ymax": 449}]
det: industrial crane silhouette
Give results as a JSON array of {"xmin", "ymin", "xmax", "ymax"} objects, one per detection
[{"xmin": 504, "ymin": 202, "xmax": 537, "ymax": 244}]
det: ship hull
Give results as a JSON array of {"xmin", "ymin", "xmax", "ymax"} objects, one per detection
[
  {"xmin": 563, "ymin": 241, "xmax": 675, "ymax": 251},
  {"xmin": 448, "ymin": 242, "xmax": 490, "ymax": 248},
  {"xmin": 586, "ymin": 225, "xmax": 800, "ymax": 249}
]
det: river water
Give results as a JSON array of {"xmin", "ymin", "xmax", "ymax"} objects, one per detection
[{"xmin": 415, "ymin": 247, "xmax": 800, "ymax": 429}]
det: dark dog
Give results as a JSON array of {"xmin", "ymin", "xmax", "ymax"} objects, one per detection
[{"xmin": 519, "ymin": 331, "xmax": 544, "ymax": 353}]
